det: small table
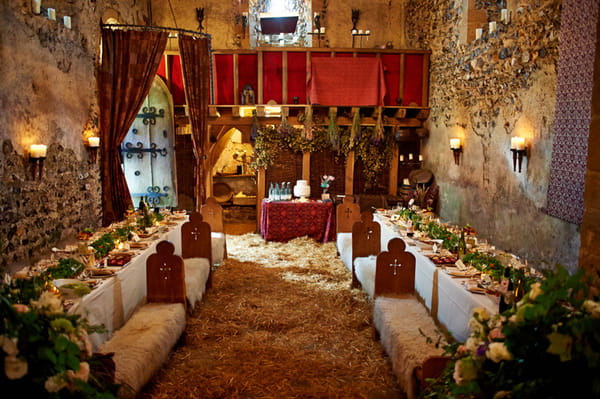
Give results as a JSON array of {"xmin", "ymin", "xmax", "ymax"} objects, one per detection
[{"xmin": 260, "ymin": 200, "xmax": 336, "ymax": 243}]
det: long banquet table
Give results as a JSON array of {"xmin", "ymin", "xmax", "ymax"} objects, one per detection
[
  {"xmin": 260, "ymin": 199, "xmax": 336, "ymax": 243},
  {"xmin": 374, "ymin": 213, "xmax": 498, "ymax": 342},
  {"xmin": 69, "ymin": 220, "xmax": 185, "ymax": 351}
]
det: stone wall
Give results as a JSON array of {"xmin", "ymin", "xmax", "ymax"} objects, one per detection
[
  {"xmin": 0, "ymin": 1, "xmax": 147, "ymax": 272},
  {"xmin": 406, "ymin": 0, "xmax": 582, "ymax": 271}
]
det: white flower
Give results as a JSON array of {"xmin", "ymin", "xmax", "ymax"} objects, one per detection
[
  {"xmin": 582, "ymin": 300, "xmax": 600, "ymax": 319},
  {"xmin": 1, "ymin": 336, "xmax": 19, "ymax": 356},
  {"xmin": 4, "ymin": 355, "xmax": 28, "ymax": 380},
  {"xmin": 30, "ymin": 291, "xmax": 63, "ymax": 313},
  {"xmin": 67, "ymin": 361, "xmax": 90, "ymax": 383},
  {"xmin": 465, "ymin": 337, "xmax": 482, "ymax": 353},
  {"xmin": 45, "ymin": 374, "xmax": 68, "ymax": 393},
  {"xmin": 529, "ymin": 282, "xmax": 543, "ymax": 301},
  {"xmin": 473, "ymin": 307, "xmax": 490, "ymax": 322},
  {"xmin": 486, "ymin": 342, "xmax": 512, "ymax": 363},
  {"xmin": 468, "ymin": 316, "xmax": 486, "ymax": 337},
  {"xmin": 453, "ymin": 358, "xmax": 478, "ymax": 385}
]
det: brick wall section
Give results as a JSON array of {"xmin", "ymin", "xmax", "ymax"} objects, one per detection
[{"xmin": 579, "ymin": 17, "xmax": 600, "ymax": 293}]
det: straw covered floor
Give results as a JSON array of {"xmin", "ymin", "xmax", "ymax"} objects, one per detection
[{"xmin": 140, "ymin": 234, "xmax": 403, "ymax": 398}]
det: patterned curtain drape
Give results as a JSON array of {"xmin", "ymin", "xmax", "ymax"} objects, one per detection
[
  {"xmin": 178, "ymin": 34, "xmax": 212, "ymax": 210},
  {"xmin": 99, "ymin": 29, "xmax": 168, "ymax": 226}
]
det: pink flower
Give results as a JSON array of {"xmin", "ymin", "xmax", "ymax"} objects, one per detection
[{"xmin": 12, "ymin": 304, "xmax": 29, "ymax": 313}]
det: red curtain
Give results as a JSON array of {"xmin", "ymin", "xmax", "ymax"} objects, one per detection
[
  {"xmin": 178, "ymin": 34, "xmax": 212, "ymax": 210},
  {"xmin": 99, "ymin": 29, "xmax": 168, "ymax": 226}
]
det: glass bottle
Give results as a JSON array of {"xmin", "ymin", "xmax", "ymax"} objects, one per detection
[{"xmin": 499, "ymin": 267, "xmax": 513, "ymax": 313}]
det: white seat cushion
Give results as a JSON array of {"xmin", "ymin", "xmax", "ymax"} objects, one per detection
[
  {"xmin": 336, "ymin": 232, "xmax": 353, "ymax": 272},
  {"xmin": 354, "ymin": 255, "xmax": 376, "ymax": 297},
  {"xmin": 184, "ymin": 257, "xmax": 211, "ymax": 308},
  {"xmin": 98, "ymin": 302, "xmax": 186, "ymax": 398},
  {"xmin": 373, "ymin": 296, "xmax": 446, "ymax": 399},
  {"xmin": 211, "ymin": 232, "xmax": 226, "ymax": 266}
]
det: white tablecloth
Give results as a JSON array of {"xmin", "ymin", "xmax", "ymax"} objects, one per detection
[
  {"xmin": 69, "ymin": 221, "xmax": 185, "ymax": 351},
  {"xmin": 374, "ymin": 214, "xmax": 497, "ymax": 342}
]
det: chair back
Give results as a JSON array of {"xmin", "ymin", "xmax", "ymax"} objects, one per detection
[
  {"xmin": 351, "ymin": 211, "xmax": 381, "ymax": 261},
  {"xmin": 374, "ymin": 238, "xmax": 416, "ymax": 297},
  {"xmin": 181, "ymin": 212, "xmax": 212, "ymax": 263},
  {"xmin": 201, "ymin": 197, "xmax": 224, "ymax": 233},
  {"xmin": 336, "ymin": 195, "xmax": 360, "ymax": 233},
  {"xmin": 146, "ymin": 240, "xmax": 186, "ymax": 306}
]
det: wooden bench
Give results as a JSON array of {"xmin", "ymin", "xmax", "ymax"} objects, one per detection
[
  {"xmin": 201, "ymin": 197, "xmax": 227, "ymax": 267},
  {"xmin": 372, "ymin": 238, "xmax": 448, "ymax": 399},
  {"xmin": 181, "ymin": 212, "xmax": 213, "ymax": 309},
  {"xmin": 351, "ymin": 211, "xmax": 381, "ymax": 292},
  {"xmin": 98, "ymin": 240, "xmax": 187, "ymax": 398},
  {"xmin": 336, "ymin": 195, "xmax": 361, "ymax": 272}
]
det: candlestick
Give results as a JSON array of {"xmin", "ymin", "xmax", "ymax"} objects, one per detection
[
  {"xmin": 501, "ymin": 9, "xmax": 509, "ymax": 23},
  {"xmin": 30, "ymin": 144, "xmax": 47, "ymax": 158},
  {"xmin": 63, "ymin": 16, "xmax": 71, "ymax": 29},
  {"xmin": 408, "ymin": 153, "xmax": 413, "ymax": 160},
  {"xmin": 320, "ymin": 27, "xmax": 325, "ymax": 34},
  {"xmin": 475, "ymin": 28, "xmax": 482, "ymax": 40},
  {"xmin": 403, "ymin": 178, "xmax": 410, "ymax": 186},
  {"xmin": 418, "ymin": 154, "xmax": 423, "ymax": 162},
  {"xmin": 450, "ymin": 138, "xmax": 461, "ymax": 149},
  {"xmin": 47, "ymin": 7, "xmax": 56, "ymax": 21},
  {"xmin": 88, "ymin": 136, "xmax": 100, "ymax": 147},
  {"xmin": 399, "ymin": 154, "xmax": 404, "ymax": 162},
  {"xmin": 489, "ymin": 21, "xmax": 497, "ymax": 33},
  {"xmin": 352, "ymin": 29, "xmax": 358, "ymax": 35},
  {"xmin": 358, "ymin": 29, "xmax": 363, "ymax": 34}
]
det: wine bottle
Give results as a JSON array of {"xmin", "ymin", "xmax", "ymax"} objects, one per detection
[{"xmin": 269, "ymin": 182, "xmax": 274, "ymax": 200}]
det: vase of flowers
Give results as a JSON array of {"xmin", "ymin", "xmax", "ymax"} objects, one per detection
[{"xmin": 320, "ymin": 175, "xmax": 334, "ymax": 201}]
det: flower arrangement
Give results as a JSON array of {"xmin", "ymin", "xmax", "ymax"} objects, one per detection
[
  {"xmin": 422, "ymin": 266, "xmax": 600, "ymax": 399},
  {"xmin": 0, "ymin": 275, "xmax": 117, "ymax": 398},
  {"xmin": 320, "ymin": 175, "xmax": 335, "ymax": 193}
]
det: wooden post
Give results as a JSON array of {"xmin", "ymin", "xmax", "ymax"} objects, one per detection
[
  {"xmin": 282, "ymin": 51, "xmax": 288, "ymax": 104},
  {"xmin": 256, "ymin": 167, "xmax": 266, "ymax": 232},
  {"xmin": 422, "ymin": 53, "xmax": 430, "ymax": 107},
  {"xmin": 389, "ymin": 145, "xmax": 399, "ymax": 195},
  {"xmin": 257, "ymin": 51, "xmax": 264, "ymax": 104},
  {"xmin": 345, "ymin": 151, "xmax": 355, "ymax": 195},
  {"xmin": 302, "ymin": 152, "xmax": 310, "ymax": 181}
]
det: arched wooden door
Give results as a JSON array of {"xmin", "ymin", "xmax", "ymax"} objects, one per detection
[{"xmin": 121, "ymin": 76, "xmax": 178, "ymax": 208}]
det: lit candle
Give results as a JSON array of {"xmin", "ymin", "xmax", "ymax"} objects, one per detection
[
  {"xmin": 365, "ymin": 30, "xmax": 370, "ymax": 35},
  {"xmin": 352, "ymin": 29, "xmax": 358, "ymax": 35},
  {"xmin": 418, "ymin": 154, "xmax": 423, "ymax": 162},
  {"xmin": 30, "ymin": 144, "xmax": 47, "ymax": 158},
  {"xmin": 314, "ymin": 28, "xmax": 319, "ymax": 33},
  {"xmin": 489, "ymin": 21, "xmax": 496, "ymax": 33},
  {"xmin": 63, "ymin": 16, "xmax": 71, "ymax": 29},
  {"xmin": 450, "ymin": 138, "xmax": 461, "ymax": 149},
  {"xmin": 47, "ymin": 7, "xmax": 56, "ymax": 21},
  {"xmin": 403, "ymin": 178, "xmax": 410, "ymax": 186},
  {"xmin": 32, "ymin": 0, "xmax": 41, "ymax": 14},
  {"xmin": 511, "ymin": 136, "xmax": 525, "ymax": 150},
  {"xmin": 475, "ymin": 28, "xmax": 482, "ymax": 40},
  {"xmin": 501, "ymin": 9, "xmax": 509, "ymax": 23},
  {"xmin": 88, "ymin": 136, "xmax": 100, "ymax": 147},
  {"xmin": 358, "ymin": 29, "xmax": 363, "ymax": 34},
  {"xmin": 399, "ymin": 154, "xmax": 404, "ymax": 162},
  {"xmin": 408, "ymin": 153, "xmax": 413, "ymax": 160},
  {"xmin": 320, "ymin": 27, "xmax": 325, "ymax": 34}
]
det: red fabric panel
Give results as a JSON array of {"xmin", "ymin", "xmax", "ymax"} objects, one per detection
[
  {"xmin": 357, "ymin": 53, "xmax": 376, "ymax": 58},
  {"xmin": 311, "ymin": 52, "xmax": 330, "ymax": 59},
  {"xmin": 263, "ymin": 52, "xmax": 283, "ymax": 103},
  {"xmin": 403, "ymin": 54, "xmax": 423, "ymax": 106},
  {"xmin": 308, "ymin": 57, "xmax": 386, "ymax": 106},
  {"xmin": 170, "ymin": 55, "xmax": 186, "ymax": 105},
  {"xmin": 287, "ymin": 52, "xmax": 307, "ymax": 104},
  {"xmin": 335, "ymin": 52, "xmax": 353, "ymax": 57},
  {"xmin": 381, "ymin": 54, "xmax": 401, "ymax": 106},
  {"xmin": 260, "ymin": 200, "xmax": 336, "ymax": 242},
  {"xmin": 238, "ymin": 54, "xmax": 258, "ymax": 103},
  {"xmin": 157, "ymin": 56, "xmax": 166, "ymax": 79},
  {"xmin": 214, "ymin": 54, "xmax": 234, "ymax": 104}
]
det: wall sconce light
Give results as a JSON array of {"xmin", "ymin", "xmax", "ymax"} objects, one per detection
[
  {"xmin": 29, "ymin": 144, "xmax": 47, "ymax": 180},
  {"xmin": 450, "ymin": 138, "xmax": 462, "ymax": 165},
  {"xmin": 87, "ymin": 136, "xmax": 100, "ymax": 163},
  {"xmin": 510, "ymin": 136, "xmax": 527, "ymax": 172}
]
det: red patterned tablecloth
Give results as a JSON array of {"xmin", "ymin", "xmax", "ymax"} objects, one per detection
[{"xmin": 260, "ymin": 200, "xmax": 336, "ymax": 243}]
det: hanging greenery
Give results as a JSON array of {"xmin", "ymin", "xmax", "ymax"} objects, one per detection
[
  {"xmin": 252, "ymin": 119, "xmax": 393, "ymax": 188},
  {"xmin": 304, "ymin": 105, "xmax": 314, "ymax": 140},
  {"xmin": 327, "ymin": 108, "xmax": 339, "ymax": 151},
  {"xmin": 350, "ymin": 109, "xmax": 361, "ymax": 149}
]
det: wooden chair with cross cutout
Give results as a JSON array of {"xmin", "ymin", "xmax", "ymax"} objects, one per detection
[
  {"xmin": 351, "ymin": 210, "xmax": 381, "ymax": 292},
  {"xmin": 336, "ymin": 195, "xmax": 361, "ymax": 272},
  {"xmin": 372, "ymin": 237, "xmax": 448, "ymax": 399},
  {"xmin": 201, "ymin": 196, "xmax": 227, "ymax": 267},
  {"xmin": 181, "ymin": 212, "xmax": 212, "ymax": 309}
]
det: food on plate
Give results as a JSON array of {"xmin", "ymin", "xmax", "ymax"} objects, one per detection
[{"xmin": 427, "ymin": 254, "xmax": 458, "ymax": 264}]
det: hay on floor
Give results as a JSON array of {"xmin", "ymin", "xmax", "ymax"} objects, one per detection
[{"xmin": 140, "ymin": 234, "xmax": 404, "ymax": 398}]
